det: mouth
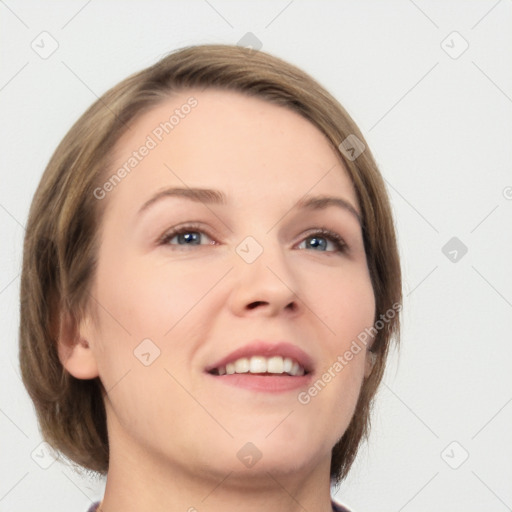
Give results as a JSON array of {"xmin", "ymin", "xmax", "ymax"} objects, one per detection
[
  {"xmin": 205, "ymin": 341, "xmax": 314, "ymax": 393},
  {"xmin": 208, "ymin": 355, "xmax": 308, "ymax": 377}
]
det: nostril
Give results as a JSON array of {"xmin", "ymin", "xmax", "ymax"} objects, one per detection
[{"xmin": 247, "ymin": 301, "xmax": 266, "ymax": 309}]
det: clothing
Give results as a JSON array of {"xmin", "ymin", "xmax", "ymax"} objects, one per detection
[
  {"xmin": 87, "ymin": 500, "xmax": 351, "ymax": 511},
  {"xmin": 331, "ymin": 500, "xmax": 352, "ymax": 512}
]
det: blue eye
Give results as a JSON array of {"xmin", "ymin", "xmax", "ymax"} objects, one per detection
[
  {"xmin": 159, "ymin": 224, "xmax": 347, "ymax": 253},
  {"xmin": 160, "ymin": 224, "xmax": 215, "ymax": 247},
  {"xmin": 297, "ymin": 229, "xmax": 347, "ymax": 253}
]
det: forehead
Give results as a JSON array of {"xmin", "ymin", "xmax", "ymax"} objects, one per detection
[{"xmin": 106, "ymin": 88, "xmax": 358, "ymax": 214}]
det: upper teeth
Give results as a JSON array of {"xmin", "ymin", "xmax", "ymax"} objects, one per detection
[{"xmin": 216, "ymin": 356, "xmax": 305, "ymax": 376}]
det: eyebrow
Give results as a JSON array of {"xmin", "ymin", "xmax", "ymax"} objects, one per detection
[{"xmin": 137, "ymin": 187, "xmax": 361, "ymax": 224}]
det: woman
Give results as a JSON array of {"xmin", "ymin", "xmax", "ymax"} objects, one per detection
[{"xmin": 19, "ymin": 44, "xmax": 401, "ymax": 512}]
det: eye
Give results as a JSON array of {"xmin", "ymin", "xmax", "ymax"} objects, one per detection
[
  {"xmin": 159, "ymin": 223, "xmax": 216, "ymax": 247},
  {"xmin": 296, "ymin": 228, "xmax": 347, "ymax": 253},
  {"xmin": 158, "ymin": 224, "xmax": 347, "ymax": 253}
]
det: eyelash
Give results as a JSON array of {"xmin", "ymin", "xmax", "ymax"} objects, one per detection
[{"xmin": 158, "ymin": 223, "xmax": 348, "ymax": 254}]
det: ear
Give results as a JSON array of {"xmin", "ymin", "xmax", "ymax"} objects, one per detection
[
  {"xmin": 364, "ymin": 351, "xmax": 377, "ymax": 378},
  {"xmin": 57, "ymin": 309, "xmax": 99, "ymax": 380}
]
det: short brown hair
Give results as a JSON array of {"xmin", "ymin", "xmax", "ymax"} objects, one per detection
[{"xmin": 19, "ymin": 44, "xmax": 401, "ymax": 484}]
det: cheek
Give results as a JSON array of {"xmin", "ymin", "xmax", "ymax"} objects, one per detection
[
  {"xmin": 306, "ymin": 264, "xmax": 376, "ymax": 345},
  {"xmin": 301, "ymin": 265, "xmax": 375, "ymax": 408},
  {"xmin": 94, "ymin": 253, "xmax": 218, "ymax": 337},
  {"xmin": 90, "ymin": 254, "xmax": 229, "ymax": 388}
]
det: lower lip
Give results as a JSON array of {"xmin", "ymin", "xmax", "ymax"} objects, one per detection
[{"xmin": 205, "ymin": 372, "xmax": 312, "ymax": 392}]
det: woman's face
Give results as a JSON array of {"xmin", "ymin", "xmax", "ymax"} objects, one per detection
[{"xmin": 79, "ymin": 89, "xmax": 375, "ymax": 481}]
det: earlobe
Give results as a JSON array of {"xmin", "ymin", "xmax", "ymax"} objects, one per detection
[
  {"xmin": 57, "ymin": 309, "xmax": 99, "ymax": 380},
  {"xmin": 364, "ymin": 351, "xmax": 377, "ymax": 378}
]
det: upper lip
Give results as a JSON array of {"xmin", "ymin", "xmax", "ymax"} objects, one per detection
[{"xmin": 205, "ymin": 340, "xmax": 315, "ymax": 374}]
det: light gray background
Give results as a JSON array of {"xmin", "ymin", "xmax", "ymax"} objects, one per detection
[{"xmin": 1, "ymin": 1, "xmax": 511, "ymax": 511}]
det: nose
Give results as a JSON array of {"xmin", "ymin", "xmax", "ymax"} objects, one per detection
[{"xmin": 227, "ymin": 238, "xmax": 300, "ymax": 317}]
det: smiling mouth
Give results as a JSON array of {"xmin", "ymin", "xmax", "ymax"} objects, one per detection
[{"xmin": 208, "ymin": 355, "xmax": 307, "ymax": 377}]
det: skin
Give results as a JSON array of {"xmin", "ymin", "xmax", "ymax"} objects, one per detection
[{"xmin": 59, "ymin": 89, "xmax": 376, "ymax": 512}]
